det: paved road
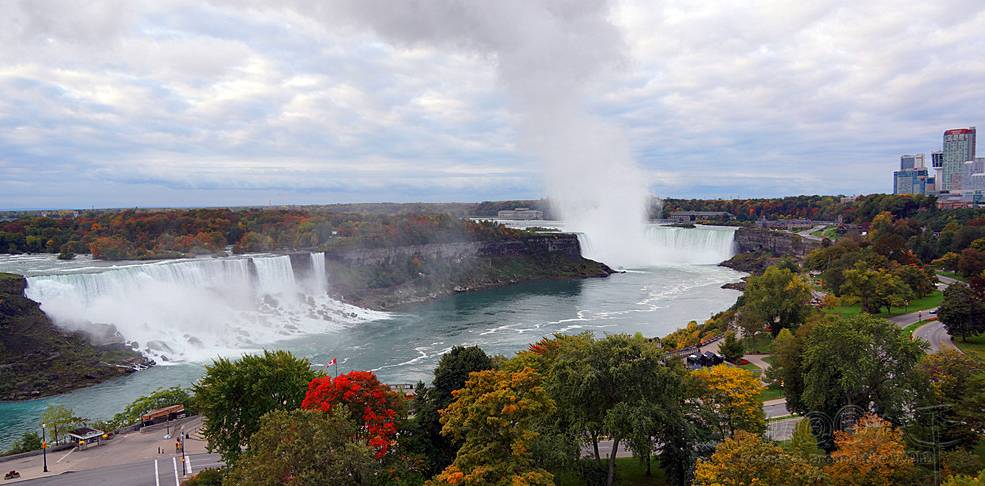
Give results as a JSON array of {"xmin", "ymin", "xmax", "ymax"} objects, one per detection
[
  {"xmin": 797, "ymin": 225, "xmax": 827, "ymax": 242},
  {"xmin": 913, "ymin": 320, "xmax": 957, "ymax": 353},
  {"xmin": 14, "ymin": 453, "xmax": 222, "ymax": 486}
]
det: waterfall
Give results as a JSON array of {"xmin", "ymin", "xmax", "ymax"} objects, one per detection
[
  {"xmin": 310, "ymin": 252, "xmax": 328, "ymax": 294},
  {"xmin": 24, "ymin": 253, "xmax": 384, "ymax": 363},
  {"xmin": 577, "ymin": 225, "xmax": 736, "ymax": 268}
]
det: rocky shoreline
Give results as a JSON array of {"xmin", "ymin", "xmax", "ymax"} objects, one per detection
[{"xmin": 0, "ymin": 273, "xmax": 154, "ymax": 401}]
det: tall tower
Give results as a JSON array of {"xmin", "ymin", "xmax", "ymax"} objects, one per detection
[{"xmin": 941, "ymin": 127, "xmax": 976, "ymax": 191}]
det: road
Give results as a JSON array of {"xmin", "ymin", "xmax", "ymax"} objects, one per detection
[
  {"xmin": 797, "ymin": 225, "xmax": 827, "ymax": 242},
  {"xmin": 913, "ymin": 321, "xmax": 957, "ymax": 353},
  {"xmin": 14, "ymin": 453, "xmax": 222, "ymax": 486}
]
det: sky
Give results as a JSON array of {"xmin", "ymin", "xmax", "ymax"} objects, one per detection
[{"xmin": 1, "ymin": 0, "xmax": 984, "ymax": 209}]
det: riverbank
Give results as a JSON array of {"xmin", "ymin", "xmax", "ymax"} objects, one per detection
[{"xmin": 0, "ymin": 273, "xmax": 153, "ymax": 401}]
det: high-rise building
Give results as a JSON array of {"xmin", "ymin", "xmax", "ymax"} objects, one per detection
[
  {"xmin": 894, "ymin": 167, "xmax": 929, "ymax": 195},
  {"xmin": 940, "ymin": 127, "xmax": 976, "ymax": 191},
  {"xmin": 900, "ymin": 154, "xmax": 925, "ymax": 170}
]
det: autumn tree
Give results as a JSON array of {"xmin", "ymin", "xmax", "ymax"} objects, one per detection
[
  {"xmin": 194, "ymin": 351, "xmax": 318, "ymax": 465},
  {"xmin": 224, "ymin": 408, "xmax": 380, "ymax": 485},
  {"xmin": 301, "ymin": 370, "xmax": 404, "ymax": 458},
  {"xmin": 841, "ymin": 263, "xmax": 913, "ymax": 314},
  {"xmin": 938, "ymin": 283, "xmax": 985, "ymax": 341},
  {"xmin": 824, "ymin": 414, "xmax": 916, "ymax": 486},
  {"xmin": 740, "ymin": 265, "xmax": 813, "ymax": 335},
  {"xmin": 892, "ymin": 264, "xmax": 937, "ymax": 298},
  {"xmin": 691, "ymin": 365, "xmax": 765, "ymax": 438},
  {"xmin": 409, "ymin": 345, "xmax": 493, "ymax": 475},
  {"xmin": 694, "ymin": 430, "xmax": 823, "ymax": 485},
  {"xmin": 429, "ymin": 367, "xmax": 555, "ymax": 486}
]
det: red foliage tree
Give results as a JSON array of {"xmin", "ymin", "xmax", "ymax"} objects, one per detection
[{"xmin": 301, "ymin": 371, "xmax": 403, "ymax": 458}]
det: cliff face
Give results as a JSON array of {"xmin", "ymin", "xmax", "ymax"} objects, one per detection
[
  {"xmin": 0, "ymin": 273, "xmax": 153, "ymax": 400},
  {"xmin": 732, "ymin": 227, "xmax": 821, "ymax": 257},
  {"xmin": 721, "ymin": 228, "xmax": 822, "ymax": 273},
  {"xmin": 320, "ymin": 233, "xmax": 612, "ymax": 310}
]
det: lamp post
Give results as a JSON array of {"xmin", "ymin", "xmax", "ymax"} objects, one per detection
[
  {"xmin": 41, "ymin": 424, "xmax": 48, "ymax": 473},
  {"xmin": 179, "ymin": 426, "xmax": 186, "ymax": 476}
]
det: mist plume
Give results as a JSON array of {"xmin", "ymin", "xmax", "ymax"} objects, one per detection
[{"xmin": 262, "ymin": 0, "xmax": 654, "ymax": 267}]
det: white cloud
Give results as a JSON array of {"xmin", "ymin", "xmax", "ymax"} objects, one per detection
[{"xmin": 1, "ymin": 0, "xmax": 984, "ymax": 208}]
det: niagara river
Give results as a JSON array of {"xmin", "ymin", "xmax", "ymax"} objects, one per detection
[{"xmin": 0, "ymin": 224, "xmax": 744, "ymax": 448}]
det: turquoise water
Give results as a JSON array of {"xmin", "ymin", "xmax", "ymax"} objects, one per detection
[{"xmin": 0, "ymin": 264, "xmax": 741, "ymax": 448}]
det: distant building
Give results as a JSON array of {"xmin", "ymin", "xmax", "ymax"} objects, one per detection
[
  {"xmin": 893, "ymin": 167, "xmax": 930, "ymax": 195},
  {"xmin": 940, "ymin": 127, "xmax": 976, "ymax": 192},
  {"xmin": 669, "ymin": 211, "xmax": 733, "ymax": 224},
  {"xmin": 900, "ymin": 153, "xmax": 925, "ymax": 170},
  {"xmin": 497, "ymin": 207, "xmax": 544, "ymax": 220}
]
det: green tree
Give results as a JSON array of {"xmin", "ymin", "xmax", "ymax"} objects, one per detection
[
  {"xmin": 224, "ymin": 408, "xmax": 379, "ymax": 486},
  {"xmin": 893, "ymin": 264, "xmax": 937, "ymax": 298},
  {"xmin": 430, "ymin": 367, "xmax": 555, "ymax": 486},
  {"xmin": 740, "ymin": 266, "xmax": 813, "ymax": 335},
  {"xmin": 938, "ymin": 283, "xmax": 985, "ymax": 341},
  {"xmin": 40, "ymin": 404, "xmax": 78, "ymax": 444},
  {"xmin": 786, "ymin": 419, "xmax": 823, "ymax": 461},
  {"xmin": 543, "ymin": 334, "xmax": 692, "ymax": 486},
  {"xmin": 6, "ymin": 432, "xmax": 42, "ymax": 455},
  {"xmin": 766, "ymin": 327, "xmax": 806, "ymax": 412},
  {"xmin": 799, "ymin": 315, "xmax": 925, "ymax": 441},
  {"xmin": 717, "ymin": 330, "xmax": 743, "ymax": 363},
  {"xmin": 108, "ymin": 387, "xmax": 193, "ymax": 429},
  {"xmin": 842, "ymin": 263, "xmax": 913, "ymax": 314},
  {"xmin": 944, "ymin": 471, "xmax": 985, "ymax": 486},
  {"xmin": 193, "ymin": 350, "xmax": 318, "ymax": 465}
]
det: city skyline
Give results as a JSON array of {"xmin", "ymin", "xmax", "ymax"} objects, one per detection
[{"xmin": 2, "ymin": 1, "xmax": 985, "ymax": 209}]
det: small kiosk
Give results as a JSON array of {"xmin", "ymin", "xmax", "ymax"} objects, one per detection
[{"xmin": 68, "ymin": 427, "xmax": 106, "ymax": 450}]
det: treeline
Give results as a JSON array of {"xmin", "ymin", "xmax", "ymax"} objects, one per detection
[
  {"xmin": 0, "ymin": 209, "xmax": 529, "ymax": 260},
  {"xmin": 661, "ymin": 194, "xmax": 942, "ymax": 223}
]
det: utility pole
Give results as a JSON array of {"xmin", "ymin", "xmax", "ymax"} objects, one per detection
[
  {"xmin": 41, "ymin": 424, "xmax": 48, "ymax": 473},
  {"xmin": 179, "ymin": 425, "xmax": 186, "ymax": 477}
]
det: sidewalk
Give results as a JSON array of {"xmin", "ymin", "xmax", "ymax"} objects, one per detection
[{"xmin": 2, "ymin": 416, "xmax": 206, "ymax": 483}]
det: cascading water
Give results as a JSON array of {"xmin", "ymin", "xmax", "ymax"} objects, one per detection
[
  {"xmin": 577, "ymin": 225, "xmax": 737, "ymax": 268},
  {"xmin": 24, "ymin": 254, "xmax": 385, "ymax": 363},
  {"xmin": 310, "ymin": 252, "xmax": 328, "ymax": 294}
]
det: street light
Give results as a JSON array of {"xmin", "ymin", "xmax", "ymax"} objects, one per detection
[{"xmin": 41, "ymin": 423, "xmax": 48, "ymax": 473}]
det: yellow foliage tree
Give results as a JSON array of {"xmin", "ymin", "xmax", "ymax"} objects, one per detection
[
  {"xmin": 428, "ymin": 367, "xmax": 555, "ymax": 486},
  {"xmin": 694, "ymin": 430, "xmax": 824, "ymax": 485},
  {"xmin": 823, "ymin": 414, "xmax": 916, "ymax": 486},
  {"xmin": 692, "ymin": 365, "xmax": 766, "ymax": 438}
]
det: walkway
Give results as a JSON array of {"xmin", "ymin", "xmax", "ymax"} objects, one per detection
[{"xmin": 2, "ymin": 417, "xmax": 207, "ymax": 484}]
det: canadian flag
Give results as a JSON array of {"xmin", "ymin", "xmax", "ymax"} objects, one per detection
[{"xmin": 326, "ymin": 358, "xmax": 337, "ymax": 367}]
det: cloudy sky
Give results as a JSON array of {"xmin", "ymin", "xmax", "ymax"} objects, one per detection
[{"xmin": 1, "ymin": 0, "xmax": 983, "ymax": 209}]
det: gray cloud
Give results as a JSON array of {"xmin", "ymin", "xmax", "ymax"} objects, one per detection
[{"xmin": 1, "ymin": 0, "xmax": 984, "ymax": 209}]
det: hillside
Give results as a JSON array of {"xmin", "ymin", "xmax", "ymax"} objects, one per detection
[{"xmin": 0, "ymin": 273, "xmax": 153, "ymax": 400}]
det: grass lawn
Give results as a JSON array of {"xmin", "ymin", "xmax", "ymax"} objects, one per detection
[
  {"xmin": 954, "ymin": 333, "xmax": 985, "ymax": 362},
  {"xmin": 901, "ymin": 319, "xmax": 931, "ymax": 338},
  {"xmin": 554, "ymin": 457, "xmax": 668, "ymax": 485},
  {"xmin": 757, "ymin": 385, "xmax": 784, "ymax": 402},
  {"xmin": 742, "ymin": 333, "xmax": 773, "ymax": 354},
  {"xmin": 810, "ymin": 227, "xmax": 840, "ymax": 240},
  {"xmin": 826, "ymin": 290, "xmax": 943, "ymax": 318}
]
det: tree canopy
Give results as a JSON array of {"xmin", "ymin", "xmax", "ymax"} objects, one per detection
[{"xmin": 193, "ymin": 350, "xmax": 318, "ymax": 465}]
